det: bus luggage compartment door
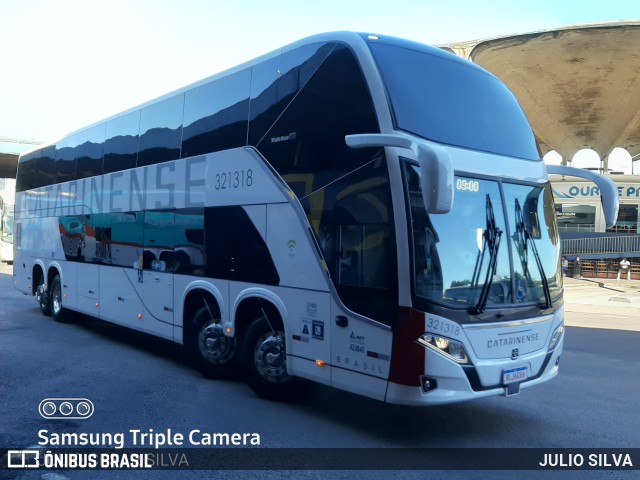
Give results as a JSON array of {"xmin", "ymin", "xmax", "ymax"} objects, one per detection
[{"xmin": 143, "ymin": 270, "xmax": 174, "ymax": 324}]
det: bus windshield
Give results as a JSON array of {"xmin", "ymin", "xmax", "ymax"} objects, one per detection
[
  {"xmin": 403, "ymin": 163, "xmax": 562, "ymax": 311},
  {"xmin": 368, "ymin": 40, "xmax": 540, "ymax": 161}
]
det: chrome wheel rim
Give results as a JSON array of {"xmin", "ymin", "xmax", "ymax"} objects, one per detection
[
  {"xmin": 253, "ymin": 331, "xmax": 291, "ymax": 383},
  {"xmin": 36, "ymin": 280, "xmax": 45, "ymax": 304},
  {"xmin": 52, "ymin": 281, "xmax": 62, "ymax": 316},
  {"xmin": 198, "ymin": 321, "xmax": 234, "ymax": 364}
]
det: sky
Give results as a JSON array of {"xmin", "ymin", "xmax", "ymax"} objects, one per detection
[{"xmin": 1, "ymin": 0, "xmax": 638, "ymax": 170}]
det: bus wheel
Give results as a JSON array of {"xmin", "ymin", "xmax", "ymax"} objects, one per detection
[
  {"xmin": 50, "ymin": 274, "xmax": 70, "ymax": 323},
  {"xmin": 37, "ymin": 276, "xmax": 51, "ymax": 316},
  {"xmin": 188, "ymin": 305, "xmax": 237, "ymax": 378},
  {"xmin": 242, "ymin": 316, "xmax": 301, "ymax": 401}
]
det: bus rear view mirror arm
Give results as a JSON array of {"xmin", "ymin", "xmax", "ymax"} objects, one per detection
[
  {"xmin": 345, "ymin": 134, "xmax": 454, "ymax": 214},
  {"xmin": 546, "ymin": 165, "xmax": 619, "ymax": 228}
]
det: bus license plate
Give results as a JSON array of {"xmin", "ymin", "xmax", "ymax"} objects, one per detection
[{"xmin": 503, "ymin": 366, "xmax": 527, "ymax": 384}]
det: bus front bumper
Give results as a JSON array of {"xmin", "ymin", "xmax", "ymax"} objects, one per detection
[{"xmin": 384, "ymin": 337, "xmax": 562, "ymax": 406}]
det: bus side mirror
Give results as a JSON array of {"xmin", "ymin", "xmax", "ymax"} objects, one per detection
[
  {"xmin": 417, "ymin": 143, "xmax": 453, "ymax": 214},
  {"xmin": 345, "ymin": 134, "xmax": 454, "ymax": 214},
  {"xmin": 546, "ymin": 165, "xmax": 619, "ymax": 228}
]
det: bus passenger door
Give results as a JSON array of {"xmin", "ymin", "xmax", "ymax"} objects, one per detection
[
  {"xmin": 142, "ymin": 211, "xmax": 174, "ymax": 325},
  {"xmin": 330, "ymin": 300, "xmax": 392, "ymax": 401}
]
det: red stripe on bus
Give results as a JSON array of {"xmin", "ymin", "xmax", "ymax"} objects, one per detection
[{"xmin": 389, "ymin": 307, "xmax": 425, "ymax": 387}]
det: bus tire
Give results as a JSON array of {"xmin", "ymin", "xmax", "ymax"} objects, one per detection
[
  {"xmin": 37, "ymin": 276, "xmax": 51, "ymax": 316},
  {"xmin": 50, "ymin": 274, "xmax": 71, "ymax": 323},
  {"xmin": 241, "ymin": 316, "xmax": 302, "ymax": 401},
  {"xmin": 187, "ymin": 305, "xmax": 237, "ymax": 378}
]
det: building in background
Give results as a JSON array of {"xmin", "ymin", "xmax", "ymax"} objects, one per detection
[{"xmin": 552, "ymin": 174, "xmax": 640, "ymax": 235}]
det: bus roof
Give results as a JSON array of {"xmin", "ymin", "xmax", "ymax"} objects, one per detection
[{"xmin": 20, "ymin": 31, "xmax": 474, "ymax": 158}]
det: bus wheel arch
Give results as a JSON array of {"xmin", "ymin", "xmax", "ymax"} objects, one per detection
[{"xmin": 184, "ymin": 288, "xmax": 237, "ymax": 378}]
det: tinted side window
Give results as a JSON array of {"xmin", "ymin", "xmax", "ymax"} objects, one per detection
[
  {"xmin": 311, "ymin": 154, "xmax": 398, "ymax": 325},
  {"xmin": 76, "ymin": 125, "xmax": 105, "ymax": 179},
  {"xmin": 103, "ymin": 110, "xmax": 140, "ymax": 173},
  {"xmin": 174, "ymin": 209, "xmax": 206, "ymax": 275},
  {"xmin": 143, "ymin": 210, "xmax": 174, "ymax": 270},
  {"xmin": 36, "ymin": 145, "xmax": 57, "ymax": 188},
  {"xmin": 16, "ymin": 150, "xmax": 38, "ymax": 191},
  {"xmin": 249, "ymin": 43, "xmax": 334, "ymax": 146},
  {"xmin": 204, "ymin": 206, "xmax": 279, "ymax": 285},
  {"xmin": 182, "ymin": 69, "xmax": 251, "ymax": 158},
  {"xmin": 108, "ymin": 212, "xmax": 143, "ymax": 267},
  {"xmin": 255, "ymin": 45, "xmax": 397, "ymax": 324},
  {"xmin": 55, "ymin": 135, "xmax": 78, "ymax": 184},
  {"xmin": 59, "ymin": 215, "xmax": 88, "ymax": 261},
  {"xmin": 138, "ymin": 95, "xmax": 184, "ymax": 167},
  {"xmin": 89, "ymin": 213, "xmax": 113, "ymax": 262},
  {"xmin": 256, "ymin": 44, "xmax": 380, "ymax": 181}
]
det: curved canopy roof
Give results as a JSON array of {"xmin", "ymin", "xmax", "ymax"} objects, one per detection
[{"xmin": 467, "ymin": 21, "xmax": 640, "ymax": 160}]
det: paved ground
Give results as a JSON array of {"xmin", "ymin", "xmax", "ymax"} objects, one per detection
[{"xmin": 563, "ymin": 276, "xmax": 640, "ymax": 331}]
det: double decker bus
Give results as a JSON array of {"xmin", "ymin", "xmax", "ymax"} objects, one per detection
[{"xmin": 14, "ymin": 32, "xmax": 618, "ymax": 404}]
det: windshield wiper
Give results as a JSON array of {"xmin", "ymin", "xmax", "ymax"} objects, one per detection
[
  {"xmin": 514, "ymin": 199, "xmax": 552, "ymax": 309},
  {"xmin": 470, "ymin": 194, "xmax": 502, "ymax": 314}
]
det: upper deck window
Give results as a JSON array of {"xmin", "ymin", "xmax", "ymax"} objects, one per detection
[{"xmin": 368, "ymin": 41, "xmax": 540, "ymax": 161}]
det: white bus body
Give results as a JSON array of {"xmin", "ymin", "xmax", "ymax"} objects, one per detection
[{"xmin": 13, "ymin": 32, "xmax": 617, "ymax": 405}]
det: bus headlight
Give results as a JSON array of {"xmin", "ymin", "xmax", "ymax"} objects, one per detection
[
  {"xmin": 418, "ymin": 334, "xmax": 469, "ymax": 364},
  {"xmin": 548, "ymin": 324, "xmax": 564, "ymax": 351}
]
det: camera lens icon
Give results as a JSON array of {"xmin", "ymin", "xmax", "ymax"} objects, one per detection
[
  {"xmin": 41, "ymin": 401, "xmax": 57, "ymax": 416},
  {"xmin": 59, "ymin": 402, "xmax": 74, "ymax": 416},
  {"xmin": 76, "ymin": 401, "xmax": 92, "ymax": 416},
  {"xmin": 39, "ymin": 398, "xmax": 94, "ymax": 419}
]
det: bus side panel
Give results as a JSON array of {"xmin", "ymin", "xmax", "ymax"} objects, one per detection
[
  {"xmin": 265, "ymin": 203, "xmax": 328, "ymax": 291},
  {"xmin": 13, "ymin": 247, "xmax": 30, "ymax": 295},
  {"xmin": 277, "ymin": 287, "xmax": 332, "ymax": 386},
  {"xmin": 99, "ymin": 267, "xmax": 144, "ymax": 328},
  {"xmin": 142, "ymin": 269, "xmax": 174, "ymax": 325},
  {"xmin": 100, "ymin": 268, "xmax": 174, "ymax": 340},
  {"xmin": 329, "ymin": 299, "xmax": 392, "ymax": 402},
  {"xmin": 60, "ymin": 261, "xmax": 77, "ymax": 311},
  {"xmin": 75, "ymin": 263, "xmax": 100, "ymax": 317}
]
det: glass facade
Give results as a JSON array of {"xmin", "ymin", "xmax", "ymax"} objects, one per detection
[
  {"xmin": 555, "ymin": 203, "xmax": 597, "ymax": 232},
  {"xmin": 607, "ymin": 204, "xmax": 639, "ymax": 233}
]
